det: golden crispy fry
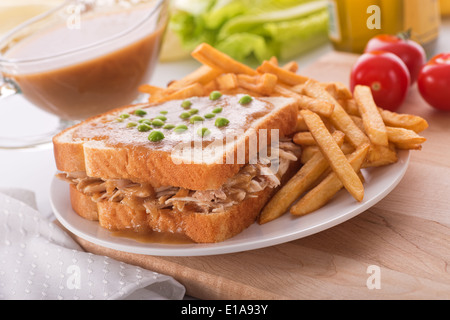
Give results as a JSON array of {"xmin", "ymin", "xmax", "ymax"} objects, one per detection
[
  {"xmin": 350, "ymin": 115, "xmax": 364, "ymax": 131},
  {"xmin": 290, "ymin": 144, "xmax": 370, "ymax": 216},
  {"xmin": 257, "ymin": 60, "xmax": 309, "ymax": 86},
  {"xmin": 303, "ymin": 80, "xmax": 370, "ymax": 148},
  {"xmin": 259, "ymin": 131, "xmax": 345, "ymax": 224},
  {"xmin": 339, "ymin": 99, "xmax": 360, "ymax": 116},
  {"xmin": 269, "ymin": 56, "xmax": 279, "ymax": 66},
  {"xmin": 139, "ymin": 84, "xmax": 164, "ymax": 95},
  {"xmin": 301, "ymin": 109, "xmax": 365, "ymax": 202},
  {"xmin": 160, "ymin": 83, "xmax": 205, "ymax": 102},
  {"xmin": 293, "ymin": 132, "xmax": 316, "ymax": 146},
  {"xmin": 169, "ymin": 65, "xmax": 222, "ymax": 90},
  {"xmin": 273, "ymin": 85, "xmax": 334, "ymax": 118},
  {"xmin": 300, "ymin": 146, "xmax": 320, "ymax": 164},
  {"xmin": 295, "ymin": 113, "xmax": 308, "ymax": 132},
  {"xmin": 236, "ymin": 73, "xmax": 278, "ymax": 95},
  {"xmin": 354, "ymin": 85, "xmax": 389, "ymax": 147},
  {"xmin": 386, "ymin": 127, "xmax": 427, "ymax": 149},
  {"xmin": 258, "ymin": 73, "xmax": 278, "ymax": 95},
  {"xmin": 378, "ymin": 108, "xmax": 429, "ymax": 133},
  {"xmin": 296, "ymin": 94, "xmax": 334, "ymax": 118},
  {"xmin": 324, "ymin": 82, "xmax": 353, "ymax": 100},
  {"xmin": 282, "ymin": 61, "xmax": 299, "ymax": 73},
  {"xmin": 192, "ymin": 43, "xmax": 257, "ymax": 76},
  {"xmin": 352, "ymin": 115, "xmax": 426, "ymax": 150},
  {"xmin": 217, "ymin": 73, "xmax": 238, "ymax": 90},
  {"xmin": 363, "ymin": 143, "xmax": 398, "ymax": 168},
  {"xmin": 289, "ymin": 84, "xmax": 305, "ymax": 95}
]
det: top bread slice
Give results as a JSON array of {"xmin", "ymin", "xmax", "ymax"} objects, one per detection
[{"xmin": 53, "ymin": 94, "xmax": 298, "ymax": 190}]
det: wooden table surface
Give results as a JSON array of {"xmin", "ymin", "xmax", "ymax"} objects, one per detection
[{"xmin": 74, "ymin": 51, "xmax": 450, "ymax": 300}]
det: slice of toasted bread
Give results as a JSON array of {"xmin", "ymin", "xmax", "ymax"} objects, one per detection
[
  {"xmin": 68, "ymin": 157, "xmax": 301, "ymax": 243},
  {"xmin": 53, "ymin": 94, "xmax": 298, "ymax": 191}
]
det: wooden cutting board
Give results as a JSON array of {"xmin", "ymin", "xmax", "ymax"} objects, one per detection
[{"xmin": 72, "ymin": 51, "xmax": 450, "ymax": 300}]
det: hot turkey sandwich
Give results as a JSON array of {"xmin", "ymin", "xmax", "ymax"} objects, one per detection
[{"xmin": 53, "ymin": 93, "xmax": 301, "ymax": 243}]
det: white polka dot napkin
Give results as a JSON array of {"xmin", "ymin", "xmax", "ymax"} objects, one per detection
[{"xmin": 0, "ymin": 191, "xmax": 186, "ymax": 300}]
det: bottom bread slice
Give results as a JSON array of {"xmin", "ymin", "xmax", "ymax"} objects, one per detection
[{"xmin": 68, "ymin": 159, "xmax": 301, "ymax": 243}]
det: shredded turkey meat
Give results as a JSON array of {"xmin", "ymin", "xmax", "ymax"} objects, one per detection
[{"xmin": 57, "ymin": 141, "xmax": 300, "ymax": 214}]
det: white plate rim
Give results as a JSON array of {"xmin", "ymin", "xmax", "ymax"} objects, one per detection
[{"xmin": 50, "ymin": 150, "xmax": 410, "ymax": 257}]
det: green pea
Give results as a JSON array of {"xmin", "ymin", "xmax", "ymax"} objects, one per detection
[
  {"xmin": 119, "ymin": 113, "xmax": 130, "ymax": 119},
  {"xmin": 190, "ymin": 115, "xmax": 204, "ymax": 124},
  {"xmin": 197, "ymin": 127, "xmax": 211, "ymax": 137},
  {"xmin": 154, "ymin": 115, "xmax": 167, "ymax": 121},
  {"xmin": 137, "ymin": 123, "xmax": 152, "ymax": 132},
  {"xmin": 188, "ymin": 108, "xmax": 199, "ymax": 115},
  {"xmin": 127, "ymin": 122, "xmax": 138, "ymax": 127},
  {"xmin": 160, "ymin": 111, "xmax": 168, "ymax": 115},
  {"xmin": 180, "ymin": 112, "xmax": 190, "ymax": 119},
  {"xmin": 134, "ymin": 109, "xmax": 147, "ymax": 117},
  {"xmin": 212, "ymin": 107, "xmax": 223, "ymax": 113},
  {"xmin": 174, "ymin": 124, "xmax": 188, "ymax": 133},
  {"xmin": 181, "ymin": 100, "xmax": 192, "ymax": 109},
  {"xmin": 116, "ymin": 118, "xmax": 124, "ymax": 122},
  {"xmin": 148, "ymin": 131, "xmax": 165, "ymax": 142},
  {"xmin": 204, "ymin": 113, "xmax": 215, "ymax": 119},
  {"xmin": 151, "ymin": 119, "xmax": 165, "ymax": 127},
  {"xmin": 138, "ymin": 119, "xmax": 152, "ymax": 125},
  {"xmin": 215, "ymin": 117, "xmax": 230, "ymax": 128},
  {"xmin": 209, "ymin": 91, "xmax": 222, "ymax": 100},
  {"xmin": 163, "ymin": 124, "xmax": 175, "ymax": 130},
  {"xmin": 239, "ymin": 95, "xmax": 253, "ymax": 105}
]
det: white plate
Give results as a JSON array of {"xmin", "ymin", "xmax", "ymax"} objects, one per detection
[{"xmin": 50, "ymin": 150, "xmax": 410, "ymax": 256}]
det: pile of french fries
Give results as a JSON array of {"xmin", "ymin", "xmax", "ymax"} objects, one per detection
[{"xmin": 139, "ymin": 43, "xmax": 428, "ymax": 224}]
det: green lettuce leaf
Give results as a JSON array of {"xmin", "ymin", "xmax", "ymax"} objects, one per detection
[{"xmin": 168, "ymin": 0, "xmax": 329, "ymax": 62}]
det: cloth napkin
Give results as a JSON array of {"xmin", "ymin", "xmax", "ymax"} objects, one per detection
[{"xmin": 0, "ymin": 189, "xmax": 186, "ymax": 300}]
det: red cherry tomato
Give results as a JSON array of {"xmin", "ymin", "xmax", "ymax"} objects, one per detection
[
  {"xmin": 364, "ymin": 34, "xmax": 426, "ymax": 84},
  {"xmin": 350, "ymin": 51, "xmax": 411, "ymax": 111},
  {"xmin": 417, "ymin": 53, "xmax": 450, "ymax": 111}
]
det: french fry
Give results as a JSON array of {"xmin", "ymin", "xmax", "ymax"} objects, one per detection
[
  {"xmin": 236, "ymin": 74, "xmax": 277, "ymax": 95},
  {"xmin": 386, "ymin": 127, "xmax": 427, "ymax": 149},
  {"xmin": 257, "ymin": 60, "xmax": 309, "ymax": 86},
  {"xmin": 350, "ymin": 115, "xmax": 364, "ymax": 131},
  {"xmin": 296, "ymin": 94, "xmax": 335, "ymax": 118},
  {"xmin": 378, "ymin": 108, "xmax": 429, "ymax": 133},
  {"xmin": 353, "ymin": 115, "xmax": 426, "ymax": 150},
  {"xmin": 324, "ymin": 82, "xmax": 353, "ymax": 100},
  {"xmin": 192, "ymin": 43, "xmax": 257, "ymax": 76},
  {"xmin": 295, "ymin": 113, "xmax": 308, "ymax": 132},
  {"xmin": 161, "ymin": 83, "xmax": 205, "ymax": 101},
  {"xmin": 303, "ymin": 80, "xmax": 370, "ymax": 148},
  {"xmin": 363, "ymin": 143, "xmax": 398, "ymax": 168},
  {"xmin": 269, "ymin": 56, "xmax": 279, "ymax": 66},
  {"xmin": 139, "ymin": 84, "xmax": 164, "ymax": 95},
  {"xmin": 339, "ymin": 99, "xmax": 360, "ymax": 116},
  {"xmin": 290, "ymin": 144, "xmax": 370, "ymax": 216},
  {"xmin": 259, "ymin": 131, "xmax": 346, "ymax": 224},
  {"xmin": 217, "ymin": 73, "xmax": 238, "ymax": 90},
  {"xmin": 301, "ymin": 109, "xmax": 365, "ymax": 202},
  {"xmin": 289, "ymin": 84, "xmax": 305, "ymax": 95},
  {"xmin": 293, "ymin": 132, "xmax": 316, "ymax": 146},
  {"xmin": 257, "ymin": 73, "xmax": 278, "ymax": 95},
  {"xmin": 168, "ymin": 65, "xmax": 223, "ymax": 90},
  {"xmin": 354, "ymin": 85, "xmax": 389, "ymax": 147},
  {"xmin": 300, "ymin": 146, "xmax": 320, "ymax": 164},
  {"xmin": 273, "ymin": 85, "xmax": 334, "ymax": 118},
  {"xmin": 282, "ymin": 61, "xmax": 299, "ymax": 73}
]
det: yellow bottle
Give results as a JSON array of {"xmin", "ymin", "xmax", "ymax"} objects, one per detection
[
  {"xmin": 327, "ymin": 0, "xmax": 441, "ymax": 54},
  {"xmin": 440, "ymin": 0, "xmax": 450, "ymax": 16}
]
